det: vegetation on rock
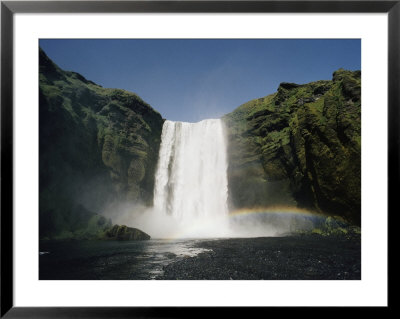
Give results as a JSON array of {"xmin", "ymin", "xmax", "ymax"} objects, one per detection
[
  {"xmin": 223, "ymin": 69, "xmax": 361, "ymax": 225},
  {"xmin": 306, "ymin": 216, "xmax": 361, "ymax": 238},
  {"xmin": 102, "ymin": 224, "xmax": 151, "ymax": 240},
  {"xmin": 39, "ymin": 48, "xmax": 163, "ymax": 239},
  {"xmin": 40, "ymin": 44, "xmax": 361, "ymax": 238}
]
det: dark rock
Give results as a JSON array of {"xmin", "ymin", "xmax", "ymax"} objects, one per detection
[
  {"xmin": 279, "ymin": 82, "xmax": 301, "ymax": 90},
  {"xmin": 297, "ymin": 97, "xmax": 315, "ymax": 106},
  {"xmin": 313, "ymin": 85, "xmax": 330, "ymax": 95},
  {"xmin": 39, "ymin": 47, "xmax": 66, "ymax": 82},
  {"xmin": 104, "ymin": 224, "xmax": 151, "ymax": 240},
  {"xmin": 303, "ymin": 97, "xmax": 316, "ymax": 103}
]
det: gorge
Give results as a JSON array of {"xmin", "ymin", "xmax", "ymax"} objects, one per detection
[{"xmin": 39, "ymin": 47, "xmax": 361, "ymax": 241}]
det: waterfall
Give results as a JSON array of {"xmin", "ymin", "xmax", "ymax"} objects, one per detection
[{"xmin": 153, "ymin": 119, "xmax": 229, "ymax": 237}]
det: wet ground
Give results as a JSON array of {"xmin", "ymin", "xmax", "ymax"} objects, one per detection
[
  {"xmin": 159, "ymin": 235, "xmax": 361, "ymax": 280},
  {"xmin": 39, "ymin": 239, "xmax": 211, "ymax": 280},
  {"xmin": 39, "ymin": 235, "xmax": 360, "ymax": 280}
]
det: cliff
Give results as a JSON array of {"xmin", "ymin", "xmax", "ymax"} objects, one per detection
[
  {"xmin": 223, "ymin": 69, "xmax": 361, "ymax": 225},
  {"xmin": 39, "ymin": 48, "xmax": 163, "ymax": 239}
]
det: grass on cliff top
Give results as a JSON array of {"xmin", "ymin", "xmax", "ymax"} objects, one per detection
[
  {"xmin": 232, "ymin": 94, "xmax": 276, "ymax": 118},
  {"xmin": 40, "ymin": 68, "xmax": 158, "ymax": 156},
  {"xmin": 224, "ymin": 73, "xmax": 356, "ymax": 132}
]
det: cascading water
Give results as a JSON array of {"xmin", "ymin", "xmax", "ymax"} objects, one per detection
[
  {"xmin": 153, "ymin": 119, "xmax": 230, "ymax": 237},
  {"xmin": 131, "ymin": 119, "xmax": 325, "ymax": 239}
]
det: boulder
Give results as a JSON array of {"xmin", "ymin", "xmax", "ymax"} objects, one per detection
[{"xmin": 104, "ymin": 224, "xmax": 151, "ymax": 240}]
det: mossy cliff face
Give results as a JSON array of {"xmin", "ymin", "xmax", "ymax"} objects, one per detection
[
  {"xmin": 39, "ymin": 48, "xmax": 163, "ymax": 239},
  {"xmin": 223, "ymin": 69, "xmax": 361, "ymax": 225}
]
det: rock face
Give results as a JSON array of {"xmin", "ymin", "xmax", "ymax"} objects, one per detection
[
  {"xmin": 39, "ymin": 48, "xmax": 163, "ymax": 239},
  {"xmin": 223, "ymin": 69, "xmax": 361, "ymax": 225}
]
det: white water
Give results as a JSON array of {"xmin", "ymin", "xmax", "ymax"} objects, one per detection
[{"xmin": 153, "ymin": 119, "xmax": 230, "ymax": 237}]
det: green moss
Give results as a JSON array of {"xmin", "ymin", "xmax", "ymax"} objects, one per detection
[
  {"xmin": 39, "ymin": 47, "xmax": 164, "ymax": 239},
  {"xmin": 223, "ymin": 69, "xmax": 361, "ymax": 225},
  {"xmin": 311, "ymin": 228, "xmax": 325, "ymax": 235},
  {"xmin": 102, "ymin": 224, "xmax": 151, "ymax": 240}
]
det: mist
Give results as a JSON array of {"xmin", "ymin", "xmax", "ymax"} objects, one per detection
[{"xmin": 99, "ymin": 117, "xmax": 329, "ymax": 239}]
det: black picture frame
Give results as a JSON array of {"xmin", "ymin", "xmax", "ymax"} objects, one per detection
[{"xmin": 1, "ymin": 0, "xmax": 395, "ymax": 317}]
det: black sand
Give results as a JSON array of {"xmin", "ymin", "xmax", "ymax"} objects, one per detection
[
  {"xmin": 158, "ymin": 235, "xmax": 361, "ymax": 280},
  {"xmin": 39, "ymin": 235, "xmax": 360, "ymax": 280}
]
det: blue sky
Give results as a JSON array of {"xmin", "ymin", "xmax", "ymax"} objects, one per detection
[{"xmin": 39, "ymin": 39, "xmax": 361, "ymax": 122}]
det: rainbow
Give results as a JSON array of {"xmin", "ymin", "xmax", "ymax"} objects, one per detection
[
  {"xmin": 154, "ymin": 206, "xmax": 329, "ymax": 240},
  {"xmin": 229, "ymin": 205, "xmax": 324, "ymax": 218}
]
